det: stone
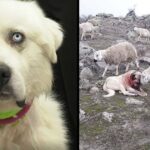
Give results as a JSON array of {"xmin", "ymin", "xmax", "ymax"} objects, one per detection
[
  {"xmin": 80, "ymin": 67, "xmax": 93, "ymax": 80},
  {"xmin": 102, "ymin": 112, "xmax": 114, "ymax": 122},
  {"xmin": 90, "ymin": 86, "xmax": 99, "ymax": 94},
  {"xmin": 126, "ymin": 98, "xmax": 144, "ymax": 105}
]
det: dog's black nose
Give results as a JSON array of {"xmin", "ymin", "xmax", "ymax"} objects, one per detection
[
  {"xmin": 16, "ymin": 100, "xmax": 26, "ymax": 108},
  {"xmin": 94, "ymin": 59, "xmax": 97, "ymax": 62},
  {"xmin": 0, "ymin": 65, "xmax": 11, "ymax": 88}
]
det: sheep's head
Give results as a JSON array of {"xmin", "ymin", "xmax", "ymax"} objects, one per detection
[{"xmin": 93, "ymin": 50, "xmax": 103, "ymax": 62}]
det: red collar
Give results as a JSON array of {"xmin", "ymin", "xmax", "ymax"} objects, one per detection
[{"xmin": 0, "ymin": 104, "xmax": 31, "ymax": 125}]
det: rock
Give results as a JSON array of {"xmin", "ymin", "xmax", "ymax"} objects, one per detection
[
  {"xmin": 80, "ymin": 67, "xmax": 93, "ymax": 80},
  {"xmin": 96, "ymin": 61, "xmax": 116, "ymax": 70},
  {"xmin": 136, "ymin": 45, "xmax": 147, "ymax": 57},
  {"xmin": 80, "ymin": 79, "xmax": 91, "ymax": 90},
  {"xmin": 79, "ymin": 43, "xmax": 95, "ymax": 59},
  {"xmin": 90, "ymin": 86, "xmax": 99, "ymax": 94},
  {"xmin": 126, "ymin": 98, "xmax": 144, "ymax": 105},
  {"xmin": 80, "ymin": 109, "xmax": 85, "ymax": 115},
  {"xmin": 102, "ymin": 112, "xmax": 114, "ymax": 122},
  {"xmin": 95, "ymin": 80, "xmax": 105, "ymax": 88},
  {"xmin": 125, "ymin": 9, "xmax": 136, "ymax": 22},
  {"xmin": 139, "ymin": 56, "xmax": 150, "ymax": 64},
  {"xmin": 79, "ymin": 48, "xmax": 93, "ymax": 59},
  {"xmin": 79, "ymin": 62, "xmax": 84, "ymax": 70},
  {"xmin": 144, "ymin": 15, "xmax": 150, "ymax": 28},
  {"xmin": 96, "ymin": 13, "xmax": 113, "ymax": 18},
  {"xmin": 127, "ymin": 30, "xmax": 137, "ymax": 40},
  {"xmin": 136, "ymin": 107, "xmax": 149, "ymax": 113},
  {"xmin": 116, "ymin": 39, "xmax": 127, "ymax": 44},
  {"xmin": 80, "ymin": 109, "xmax": 86, "ymax": 121}
]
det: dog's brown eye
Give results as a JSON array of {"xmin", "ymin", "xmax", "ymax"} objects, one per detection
[{"xmin": 11, "ymin": 32, "xmax": 24, "ymax": 44}]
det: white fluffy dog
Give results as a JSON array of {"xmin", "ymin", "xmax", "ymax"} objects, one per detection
[{"xmin": 0, "ymin": 0, "xmax": 67, "ymax": 149}]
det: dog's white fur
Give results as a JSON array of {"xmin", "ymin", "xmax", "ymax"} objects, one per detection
[
  {"xmin": 103, "ymin": 70, "xmax": 147, "ymax": 97},
  {"xmin": 0, "ymin": 0, "xmax": 67, "ymax": 149}
]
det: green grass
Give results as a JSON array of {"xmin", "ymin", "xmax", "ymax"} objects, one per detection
[{"xmin": 80, "ymin": 122, "xmax": 105, "ymax": 137}]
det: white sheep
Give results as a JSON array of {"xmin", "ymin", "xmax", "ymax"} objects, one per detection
[
  {"xmin": 134, "ymin": 27, "xmax": 150, "ymax": 41},
  {"xmin": 93, "ymin": 42, "xmax": 139, "ymax": 77},
  {"xmin": 79, "ymin": 22, "xmax": 99, "ymax": 40},
  {"xmin": 88, "ymin": 18, "xmax": 100, "ymax": 26}
]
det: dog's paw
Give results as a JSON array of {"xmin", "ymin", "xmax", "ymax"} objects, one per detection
[
  {"xmin": 140, "ymin": 92, "xmax": 147, "ymax": 97},
  {"xmin": 143, "ymin": 92, "xmax": 147, "ymax": 96}
]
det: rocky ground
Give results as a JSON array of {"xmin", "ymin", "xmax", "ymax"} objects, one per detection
[{"xmin": 80, "ymin": 12, "xmax": 150, "ymax": 150}]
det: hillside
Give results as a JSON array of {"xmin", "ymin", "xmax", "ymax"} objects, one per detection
[{"xmin": 80, "ymin": 11, "xmax": 150, "ymax": 150}]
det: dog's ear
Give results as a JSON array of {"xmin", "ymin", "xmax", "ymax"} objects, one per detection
[
  {"xmin": 37, "ymin": 18, "xmax": 63, "ymax": 63},
  {"xmin": 44, "ymin": 18, "xmax": 63, "ymax": 63}
]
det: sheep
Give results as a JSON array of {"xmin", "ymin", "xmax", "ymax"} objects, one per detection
[
  {"xmin": 134, "ymin": 27, "xmax": 150, "ymax": 41},
  {"xmin": 79, "ymin": 22, "xmax": 94, "ymax": 40},
  {"xmin": 93, "ymin": 42, "xmax": 139, "ymax": 77},
  {"xmin": 88, "ymin": 18, "xmax": 100, "ymax": 26},
  {"xmin": 79, "ymin": 22, "xmax": 99, "ymax": 40}
]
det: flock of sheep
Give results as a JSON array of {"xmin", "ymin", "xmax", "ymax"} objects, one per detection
[
  {"xmin": 80, "ymin": 20, "xmax": 150, "ymax": 79},
  {"xmin": 79, "ymin": 20, "xmax": 150, "ymax": 41}
]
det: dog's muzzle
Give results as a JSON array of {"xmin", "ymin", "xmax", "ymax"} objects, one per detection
[{"xmin": 0, "ymin": 64, "xmax": 26, "ymax": 107}]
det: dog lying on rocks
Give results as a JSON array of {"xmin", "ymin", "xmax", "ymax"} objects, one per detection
[{"xmin": 103, "ymin": 70, "xmax": 147, "ymax": 97}]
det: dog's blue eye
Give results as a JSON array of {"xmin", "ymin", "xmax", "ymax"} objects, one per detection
[{"xmin": 12, "ymin": 32, "xmax": 24, "ymax": 43}]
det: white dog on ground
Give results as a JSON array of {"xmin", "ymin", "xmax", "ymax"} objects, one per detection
[
  {"xmin": 103, "ymin": 70, "xmax": 147, "ymax": 97},
  {"xmin": 0, "ymin": 0, "xmax": 67, "ymax": 150}
]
